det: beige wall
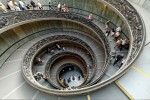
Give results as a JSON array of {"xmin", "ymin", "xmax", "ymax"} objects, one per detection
[{"xmin": 128, "ymin": 0, "xmax": 150, "ymax": 11}]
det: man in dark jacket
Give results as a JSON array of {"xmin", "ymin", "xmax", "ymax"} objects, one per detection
[
  {"xmin": 113, "ymin": 54, "xmax": 124, "ymax": 66},
  {"xmin": 30, "ymin": 0, "xmax": 36, "ymax": 9}
]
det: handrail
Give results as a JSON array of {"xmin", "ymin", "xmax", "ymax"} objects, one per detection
[
  {"xmin": 0, "ymin": 10, "xmax": 110, "ymax": 54},
  {"xmin": 42, "ymin": 4, "xmax": 129, "ymax": 39},
  {"xmin": 44, "ymin": 42, "xmax": 96, "ymax": 85},
  {"xmin": 22, "ymin": 18, "xmax": 110, "ymax": 94},
  {"xmin": 25, "ymin": 34, "xmax": 98, "ymax": 88}
]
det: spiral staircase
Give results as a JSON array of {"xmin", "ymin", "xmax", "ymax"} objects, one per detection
[{"xmin": 0, "ymin": 0, "xmax": 147, "ymax": 99}]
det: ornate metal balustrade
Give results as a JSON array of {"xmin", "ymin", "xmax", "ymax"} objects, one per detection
[
  {"xmin": 44, "ymin": 41, "xmax": 97, "ymax": 85},
  {"xmin": 23, "ymin": 35, "xmax": 103, "ymax": 90},
  {"xmin": 0, "ymin": 0, "xmax": 145, "ymax": 95},
  {"xmin": 0, "ymin": 10, "xmax": 110, "ymax": 68}
]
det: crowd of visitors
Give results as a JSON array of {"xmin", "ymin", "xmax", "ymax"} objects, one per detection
[
  {"xmin": 0, "ymin": 0, "xmax": 94, "ymax": 23},
  {"xmin": 0, "ymin": 0, "xmax": 45, "ymax": 12},
  {"xmin": 33, "ymin": 70, "xmax": 48, "ymax": 81},
  {"xmin": 35, "ymin": 57, "xmax": 43, "ymax": 65},
  {"xmin": 105, "ymin": 20, "xmax": 130, "ymax": 69},
  {"xmin": 57, "ymin": 2, "xmax": 69, "ymax": 12},
  {"xmin": 67, "ymin": 75, "xmax": 81, "ymax": 83}
]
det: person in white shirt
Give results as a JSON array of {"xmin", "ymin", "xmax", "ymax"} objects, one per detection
[
  {"xmin": 56, "ymin": 44, "xmax": 61, "ymax": 50},
  {"xmin": 57, "ymin": 2, "xmax": 61, "ymax": 11},
  {"xmin": 37, "ymin": 0, "xmax": 43, "ymax": 10},
  {"xmin": 116, "ymin": 26, "xmax": 121, "ymax": 32}
]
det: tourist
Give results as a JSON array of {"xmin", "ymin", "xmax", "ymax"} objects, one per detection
[
  {"xmin": 14, "ymin": 1, "xmax": 21, "ymax": 11},
  {"xmin": 0, "ymin": 2, "xmax": 7, "ymax": 13},
  {"xmin": 33, "ymin": 71, "xmax": 43, "ymax": 81},
  {"xmin": 61, "ymin": 3, "xmax": 66, "ymax": 12},
  {"xmin": 7, "ymin": 0, "xmax": 15, "ymax": 11},
  {"xmin": 67, "ymin": 77, "xmax": 71, "ymax": 83},
  {"xmin": 57, "ymin": 2, "xmax": 61, "ymax": 11},
  {"xmin": 50, "ymin": 49, "xmax": 55, "ymax": 54},
  {"xmin": 65, "ymin": 4, "xmax": 69, "ymax": 12},
  {"xmin": 35, "ymin": 57, "xmax": 43, "ymax": 65},
  {"xmin": 119, "ymin": 39, "xmax": 126, "ymax": 51},
  {"xmin": 105, "ymin": 27, "xmax": 111, "ymax": 36},
  {"xmin": 23, "ymin": 0, "xmax": 30, "ymax": 9},
  {"xmin": 18, "ymin": 0, "xmax": 27, "ymax": 10},
  {"xmin": 26, "ymin": 4, "xmax": 30, "ymax": 9},
  {"xmin": 114, "ymin": 31, "xmax": 120, "ymax": 41},
  {"xmin": 56, "ymin": 44, "xmax": 61, "ymax": 50},
  {"xmin": 30, "ymin": 0, "xmax": 36, "ymax": 10},
  {"xmin": 114, "ymin": 38, "xmax": 122, "ymax": 50},
  {"xmin": 47, "ymin": 48, "xmax": 55, "ymax": 54},
  {"xmin": 62, "ymin": 47, "xmax": 65, "ymax": 51},
  {"xmin": 33, "ymin": 73, "xmax": 39, "ymax": 81},
  {"xmin": 78, "ymin": 76, "xmax": 80, "ymax": 80},
  {"xmin": 72, "ymin": 75, "xmax": 75, "ymax": 81},
  {"xmin": 88, "ymin": 14, "xmax": 93, "ymax": 21},
  {"xmin": 124, "ymin": 40, "xmax": 130, "ymax": 50},
  {"xmin": 37, "ymin": 0, "xmax": 43, "ymax": 10},
  {"xmin": 43, "ymin": 73, "xmax": 48, "ymax": 81},
  {"xmin": 113, "ymin": 54, "xmax": 124, "ymax": 66},
  {"xmin": 105, "ymin": 20, "xmax": 110, "ymax": 29},
  {"xmin": 110, "ymin": 28, "xmax": 115, "ymax": 36},
  {"xmin": 49, "ymin": 2, "xmax": 53, "ymax": 10},
  {"xmin": 87, "ymin": 64, "xmax": 92, "ymax": 69},
  {"xmin": 116, "ymin": 26, "xmax": 121, "ymax": 32}
]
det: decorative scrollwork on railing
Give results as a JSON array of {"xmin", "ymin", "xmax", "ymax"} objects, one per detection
[
  {"xmin": 22, "ymin": 35, "xmax": 99, "ymax": 86},
  {"xmin": 0, "ymin": 10, "xmax": 110, "ymax": 56},
  {"xmin": 0, "ymin": 16, "xmax": 9, "ymax": 28}
]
